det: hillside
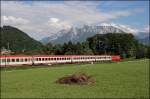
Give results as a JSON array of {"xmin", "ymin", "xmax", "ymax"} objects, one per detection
[{"xmin": 0, "ymin": 26, "xmax": 42, "ymax": 52}]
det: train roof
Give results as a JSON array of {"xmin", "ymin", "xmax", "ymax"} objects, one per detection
[{"xmin": 0, "ymin": 55, "xmax": 113, "ymax": 58}]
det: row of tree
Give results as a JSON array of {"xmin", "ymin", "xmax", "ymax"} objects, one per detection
[{"xmin": 24, "ymin": 33, "xmax": 149, "ymax": 59}]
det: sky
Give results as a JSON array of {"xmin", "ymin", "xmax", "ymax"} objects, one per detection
[{"xmin": 1, "ymin": 1, "xmax": 149, "ymax": 40}]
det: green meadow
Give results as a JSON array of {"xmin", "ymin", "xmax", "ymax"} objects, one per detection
[{"xmin": 1, "ymin": 59, "xmax": 149, "ymax": 98}]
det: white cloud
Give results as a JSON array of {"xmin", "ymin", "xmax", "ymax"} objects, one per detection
[
  {"xmin": 46, "ymin": 18, "xmax": 71, "ymax": 33},
  {"xmin": 144, "ymin": 25, "xmax": 149, "ymax": 32},
  {"xmin": 49, "ymin": 18, "xmax": 59, "ymax": 23},
  {"xmin": 1, "ymin": 16, "xmax": 29, "ymax": 26},
  {"xmin": 1, "ymin": 1, "xmax": 145, "ymax": 40}
]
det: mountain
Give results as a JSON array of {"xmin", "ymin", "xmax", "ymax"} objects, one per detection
[
  {"xmin": 41, "ymin": 25, "xmax": 124, "ymax": 44},
  {"xmin": 0, "ymin": 26, "xmax": 42, "ymax": 51},
  {"xmin": 134, "ymin": 32, "xmax": 149, "ymax": 45}
]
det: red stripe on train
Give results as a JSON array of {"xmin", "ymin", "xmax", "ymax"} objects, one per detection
[{"xmin": 111, "ymin": 56, "xmax": 121, "ymax": 60}]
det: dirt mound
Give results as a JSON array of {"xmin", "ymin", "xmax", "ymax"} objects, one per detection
[{"xmin": 56, "ymin": 72, "xmax": 95, "ymax": 85}]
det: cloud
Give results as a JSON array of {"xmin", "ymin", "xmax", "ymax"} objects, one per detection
[
  {"xmin": 46, "ymin": 18, "xmax": 72, "ymax": 33},
  {"xmin": 144, "ymin": 25, "xmax": 149, "ymax": 32},
  {"xmin": 1, "ymin": 1, "xmax": 145, "ymax": 40},
  {"xmin": 1, "ymin": 16, "xmax": 29, "ymax": 26}
]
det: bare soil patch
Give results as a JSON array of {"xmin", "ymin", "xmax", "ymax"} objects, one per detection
[{"xmin": 56, "ymin": 72, "xmax": 95, "ymax": 85}]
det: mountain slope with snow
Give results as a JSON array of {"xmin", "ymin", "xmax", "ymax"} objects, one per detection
[{"xmin": 41, "ymin": 25, "xmax": 125, "ymax": 44}]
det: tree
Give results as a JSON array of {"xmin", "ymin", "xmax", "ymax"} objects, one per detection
[
  {"xmin": 53, "ymin": 44, "xmax": 63, "ymax": 54},
  {"xmin": 42, "ymin": 42, "xmax": 54, "ymax": 54}
]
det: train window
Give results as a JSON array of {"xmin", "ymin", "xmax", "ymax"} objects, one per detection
[
  {"xmin": 16, "ymin": 58, "xmax": 19, "ymax": 62},
  {"xmin": 12, "ymin": 59, "xmax": 15, "ymax": 62},
  {"xmin": 36, "ymin": 58, "xmax": 38, "ymax": 61},
  {"xmin": 39, "ymin": 58, "xmax": 41, "ymax": 61},
  {"xmin": 7, "ymin": 58, "xmax": 10, "ymax": 62},
  {"xmin": 25, "ymin": 58, "xmax": 28, "ymax": 62},
  {"xmin": 20, "ymin": 58, "xmax": 24, "ymax": 62},
  {"xmin": 2, "ymin": 58, "xmax": 6, "ymax": 63},
  {"xmin": 42, "ymin": 58, "xmax": 44, "ymax": 61},
  {"xmin": 28, "ymin": 58, "xmax": 31, "ymax": 61}
]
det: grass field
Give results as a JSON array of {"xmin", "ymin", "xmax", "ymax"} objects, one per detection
[{"xmin": 1, "ymin": 59, "xmax": 149, "ymax": 98}]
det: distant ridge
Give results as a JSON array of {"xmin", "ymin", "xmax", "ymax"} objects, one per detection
[
  {"xmin": 40, "ymin": 25, "xmax": 124, "ymax": 44},
  {"xmin": 1, "ymin": 26, "xmax": 42, "ymax": 51}
]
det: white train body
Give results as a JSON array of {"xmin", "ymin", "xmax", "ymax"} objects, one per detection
[{"xmin": 0, "ymin": 55, "xmax": 120, "ymax": 67}]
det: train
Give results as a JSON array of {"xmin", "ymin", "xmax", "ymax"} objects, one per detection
[{"xmin": 0, "ymin": 55, "xmax": 121, "ymax": 67}]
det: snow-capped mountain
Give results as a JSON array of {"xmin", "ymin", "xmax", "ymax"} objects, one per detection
[
  {"xmin": 40, "ymin": 24, "xmax": 124, "ymax": 44},
  {"xmin": 134, "ymin": 32, "xmax": 149, "ymax": 45}
]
